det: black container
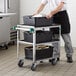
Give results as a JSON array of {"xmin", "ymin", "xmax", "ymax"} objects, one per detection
[
  {"xmin": 50, "ymin": 27, "xmax": 60, "ymax": 41},
  {"xmin": 24, "ymin": 46, "xmax": 53, "ymax": 60},
  {"xmin": 24, "ymin": 30, "xmax": 52, "ymax": 43},
  {"xmin": 23, "ymin": 15, "xmax": 53, "ymax": 27}
]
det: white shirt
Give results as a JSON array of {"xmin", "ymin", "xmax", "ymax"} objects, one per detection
[{"xmin": 41, "ymin": 0, "xmax": 67, "ymax": 11}]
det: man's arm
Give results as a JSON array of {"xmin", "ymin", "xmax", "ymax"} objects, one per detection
[
  {"xmin": 33, "ymin": 3, "xmax": 45, "ymax": 15},
  {"xmin": 46, "ymin": 2, "xmax": 65, "ymax": 19}
]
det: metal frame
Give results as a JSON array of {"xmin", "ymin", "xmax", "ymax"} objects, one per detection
[{"xmin": 16, "ymin": 24, "xmax": 61, "ymax": 68}]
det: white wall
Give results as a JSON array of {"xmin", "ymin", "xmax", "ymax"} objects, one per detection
[
  {"xmin": 67, "ymin": 0, "xmax": 76, "ymax": 47},
  {"xmin": 20, "ymin": 0, "xmax": 76, "ymax": 47}
]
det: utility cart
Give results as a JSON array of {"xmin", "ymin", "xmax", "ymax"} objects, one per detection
[{"xmin": 16, "ymin": 24, "xmax": 61, "ymax": 71}]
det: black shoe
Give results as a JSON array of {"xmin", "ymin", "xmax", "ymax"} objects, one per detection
[{"xmin": 67, "ymin": 57, "xmax": 73, "ymax": 63}]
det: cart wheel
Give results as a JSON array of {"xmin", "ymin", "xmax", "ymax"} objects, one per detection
[
  {"xmin": 57, "ymin": 57, "xmax": 60, "ymax": 61},
  {"xmin": 49, "ymin": 59, "xmax": 52, "ymax": 62},
  {"xmin": 40, "ymin": 61, "xmax": 43, "ymax": 63},
  {"xmin": 31, "ymin": 63, "xmax": 36, "ymax": 71},
  {"xmin": 12, "ymin": 41, "xmax": 15, "ymax": 45},
  {"xmin": 51, "ymin": 58, "xmax": 57, "ymax": 65},
  {"xmin": 4, "ymin": 44, "xmax": 8, "ymax": 49},
  {"xmin": 18, "ymin": 60, "xmax": 24, "ymax": 67}
]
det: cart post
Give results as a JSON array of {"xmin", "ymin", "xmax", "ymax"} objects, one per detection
[
  {"xmin": 17, "ymin": 29, "xmax": 20, "ymax": 58},
  {"xmin": 33, "ymin": 28, "xmax": 36, "ymax": 63}
]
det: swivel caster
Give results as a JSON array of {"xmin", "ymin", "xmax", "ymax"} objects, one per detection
[
  {"xmin": 31, "ymin": 63, "xmax": 36, "ymax": 71},
  {"xmin": 1, "ymin": 44, "xmax": 8, "ymax": 50},
  {"xmin": 18, "ymin": 59, "xmax": 24, "ymax": 67},
  {"xmin": 49, "ymin": 59, "xmax": 52, "ymax": 62},
  {"xmin": 51, "ymin": 58, "xmax": 57, "ymax": 65},
  {"xmin": 57, "ymin": 57, "xmax": 60, "ymax": 61},
  {"xmin": 4, "ymin": 44, "xmax": 8, "ymax": 49}
]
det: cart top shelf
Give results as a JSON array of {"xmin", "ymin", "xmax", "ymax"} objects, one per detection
[{"xmin": 16, "ymin": 24, "xmax": 61, "ymax": 31}]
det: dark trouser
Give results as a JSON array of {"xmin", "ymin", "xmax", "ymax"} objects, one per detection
[
  {"xmin": 62, "ymin": 34, "xmax": 73, "ymax": 57},
  {"xmin": 52, "ymin": 34, "xmax": 73, "ymax": 58}
]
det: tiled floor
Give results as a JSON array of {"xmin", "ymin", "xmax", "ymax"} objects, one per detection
[{"xmin": 0, "ymin": 45, "xmax": 76, "ymax": 76}]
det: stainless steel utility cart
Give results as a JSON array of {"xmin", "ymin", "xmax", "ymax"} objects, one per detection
[{"xmin": 16, "ymin": 24, "xmax": 61, "ymax": 71}]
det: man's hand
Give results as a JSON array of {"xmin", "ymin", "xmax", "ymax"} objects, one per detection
[
  {"xmin": 46, "ymin": 12, "xmax": 53, "ymax": 19},
  {"xmin": 33, "ymin": 12, "xmax": 38, "ymax": 16},
  {"xmin": 46, "ymin": 2, "xmax": 64, "ymax": 19}
]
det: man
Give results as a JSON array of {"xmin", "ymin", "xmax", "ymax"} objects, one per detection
[{"xmin": 33, "ymin": 0, "xmax": 73, "ymax": 63}]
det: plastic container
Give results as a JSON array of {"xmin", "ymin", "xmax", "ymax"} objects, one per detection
[
  {"xmin": 24, "ymin": 30, "xmax": 52, "ymax": 43},
  {"xmin": 24, "ymin": 46, "xmax": 53, "ymax": 60},
  {"xmin": 23, "ymin": 15, "xmax": 53, "ymax": 27}
]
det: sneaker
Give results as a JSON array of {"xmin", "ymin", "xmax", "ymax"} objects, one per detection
[{"xmin": 67, "ymin": 57, "xmax": 73, "ymax": 63}]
